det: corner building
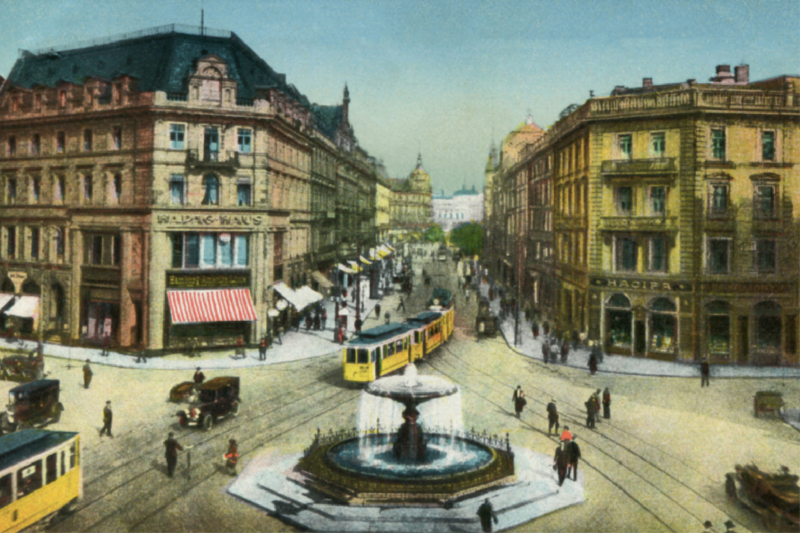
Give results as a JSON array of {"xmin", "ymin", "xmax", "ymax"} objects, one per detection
[{"xmin": 0, "ymin": 26, "xmax": 380, "ymax": 352}]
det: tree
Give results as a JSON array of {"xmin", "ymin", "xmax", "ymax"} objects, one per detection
[
  {"xmin": 449, "ymin": 222, "xmax": 483, "ymax": 257},
  {"xmin": 423, "ymin": 224, "xmax": 445, "ymax": 243}
]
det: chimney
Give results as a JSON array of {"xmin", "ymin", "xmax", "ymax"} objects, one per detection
[
  {"xmin": 716, "ymin": 64, "xmax": 731, "ymax": 76},
  {"xmin": 643, "ymin": 77, "xmax": 653, "ymax": 89},
  {"xmin": 735, "ymin": 64, "xmax": 749, "ymax": 84}
]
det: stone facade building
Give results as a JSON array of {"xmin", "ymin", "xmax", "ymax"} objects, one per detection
[
  {"xmin": 486, "ymin": 65, "xmax": 800, "ymax": 365},
  {"xmin": 431, "ymin": 185, "xmax": 484, "ymax": 232},
  {"xmin": 388, "ymin": 154, "xmax": 432, "ymax": 240},
  {"xmin": 0, "ymin": 25, "xmax": 380, "ymax": 351}
]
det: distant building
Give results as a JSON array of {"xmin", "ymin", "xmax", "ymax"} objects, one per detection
[
  {"xmin": 387, "ymin": 154, "xmax": 432, "ymax": 240},
  {"xmin": 431, "ymin": 184, "xmax": 484, "ymax": 232}
]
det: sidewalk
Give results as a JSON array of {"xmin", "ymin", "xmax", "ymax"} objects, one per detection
[
  {"xmin": 477, "ymin": 281, "xmax": 800, "ymax": 379},
  {"xmin": 0, "ymin": 281, "xmax": 398, "ymax": 372}
]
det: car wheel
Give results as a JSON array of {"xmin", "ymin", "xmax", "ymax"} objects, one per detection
[
  {"xmin": 232, "ymin": 403, "xmax": 239, "ymax": 417},
  {"xmin": 202, "ymin": 415, "xmax": 214, "ymax": 431}
]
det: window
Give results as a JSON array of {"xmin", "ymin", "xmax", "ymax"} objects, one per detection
[
  {"xmin": 112, "ymin": 127, "xmax": 121, "ymax": 150},
  {"xmin": 616, "ymin": 186, "xmax": 633, "ymax": 215},
  {"xmin": 220, "ymin": 235, "xmax": 232, "ymax": 266},
  {"xmin": 55, "ymin": 176, "xmax": 65, "ymax": 203},
  {"xmin": 755, "ymin": 184, "xmax": 776, "ymax": 219},
  {"xmin": 30, "ymin": 228, "xmax": 40, "ymax": 259},
  {"xmin": 169, "ymin": 124, "xmax": 185, "ymax": 150},
  {"xmin": 237, "ymin": 182, "xmax": 251, "ymax": 206},
  {"xmin": 618, "ymin": 134, "xmax": 632, "ymax": 159},
  {"xmin": 708, "ymin": 238, "xmax": 730, "ymax": 274},
  {"xmin": 649, "ymin": 186, "xmax": 666, "ymax": 215},
  {"xmin": 46, "ymin": 453, "xmax": 57, "ymax": 484},
  {"xmin": 650, "ymin": 132, "xmax": 665, "ymax": 156},
  {"xmin": 8, "ymin": 136, "xmax": 16, "ymax": 156},
  {"xmin": 7, "ymin": 227, "xmax": 16, "ymax": 258},
  {"xmin": 17, "ymin": 459, "xmax": 43, "ymax": 497},
  {"xmin": 34, "ymin": 94, "xmax": 42, "ymax": 112},
  {"xmin": 31, "ymin": 134, "xmax": 41, "ymax": 155},
  {"xmin": 711, "ymin": 128, "xmax": 725, "ymax": 160},
  {"xmin": 169, "ymin": 175, "xmax": 185, "ymax": 205},
  {"xmin": 56, "ymin": 131, "xmax": 65, "ymax": 153},
  {"xmin": 202, "ymin": 234, "xmax": 216, "ymax": 266},
  {"xmin": 236, "ymin": 235, "xmax": 249, "ymax": 266},
  {"xmin": 707, "ymin": 301, "xmax": 731, "ymax": 356},
  {"xmin": 113, "ymin": 174, "xmax": 122, "ymax": 203},
  {"xmin": 762, "ymin": 131, "xmax": 775, "ymax": 161},
  {"xmin": 91, "ymin": 235, "xmax": 103, "ymax": 264},
  {"xmin": 756, "ymin": 239, "xmax": 776, "ymax": 273},
  {"xmin": 171, "ymin": 234, "xmax": 183, "ymax": 268},
  {"xmin": 615, "ymin": 236, "xmax": 637, "ymax": 272},
  {"xmin": 171, "ymin": 233, "xmax": 249, "ymax": 269},
  {"xmin": 755, "ymin": 301, "xmax": 782, "ymax": 350},
  {"xmin": 83, "ymin": 175, "xmax": 93, "ymax": 202},
  {"xmin": 649, "ymin": 236, "xmax": 668, "ymax": 272},
  {"xmin": 709, "ymin": 183, "xmax": 728, "ymax": 215},
  {"xmin": 83, "ymin": 129, "xmax": 92, "ymax": 151},
  {"xmin": 204, "ymin": 128, "xmax": 219, "ymax": 161},
  {"xmin": 0, "ymin": 473, "xmax": 11, "ymax": 509},
  {"xmin": 238, "ymin": 129, "xmax": 252, "ymax": 153},
  {"xmin": 7, "ymin": 179, "xmax": 17, "ymax": 204},
  {"xmin": 185, "ymin": 234, "xmax": 200, "ymax": 267},
  {"xmin": 55, "ymin": 228, "xmax": 64, "ymax": 257},
  {"xmin": 113, "ymin": 234, "xmax": 121, "ymax": 265},
  {"xmin": 202, "ymin": 175, "xmax": 219, "ymax": 205},
  {"xmin": 31, "ymin": 177, "xmax": 40, "ymax": 203},
  {"xmin": 59, "ymin": 90, "xmax": 67, "ymax": 108}
]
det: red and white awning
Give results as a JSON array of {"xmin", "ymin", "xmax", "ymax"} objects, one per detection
[{"xmin": 167, "ymin": 289, "xmax": 257, "ymax": 325}]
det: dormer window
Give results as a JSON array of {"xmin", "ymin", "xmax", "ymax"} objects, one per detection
[
  {"xmin": 34, "ymin": 94, "xmax": 42, "ymax": 112},
  {"xmin": 59, "ymin": 91, "xmax": 67, "ymax": 108},
  {"xmin": 200, "ymin": 67, "xmax": 222, "ymax": 102}
]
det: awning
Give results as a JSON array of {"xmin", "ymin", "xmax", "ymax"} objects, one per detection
[
  {"xmin": 296, "ymin": 286, "xmax": 324, "ymax": 308},
  {"xmin": 167, "ymin": 289, "xmax": 257, "ymax": 325},
  {"xmin": 360, "ymin": 255, "xmax": 372, "ymax": 265},
  {"xmin": 337, "ymin": 263, "xmax": 357, "ymax": 275},
  {"xmin": 272, "ymin": 282, "xmax": 303, "ymax": 310},
  {"xmin": 312, "ymin": 271, "xmax": 334, "ymax": 289},
  {"xmin": 5, "ymin": 296, "xmax": 40, "ymax": 319},
  {"xmin": 348, "ymin": 261, "xmax": 363, "ymax": 273},
  {"xmin": 0, "ymin": 293, "xmax": 14, "ymax": 310},
  {"xmin": 272, "ymin": 282, "xmax": 322, "ymax": 311}
]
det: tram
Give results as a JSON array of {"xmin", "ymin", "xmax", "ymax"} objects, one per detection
[
  {"xmin": 0, "ymin": 429, "xmax": 81, "ymax": 533},
  {"xmin": 343, "ymin": 289, "xmax": 455, "ymax": 383}
]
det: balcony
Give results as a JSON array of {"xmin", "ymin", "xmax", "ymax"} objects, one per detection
[
  {"xmin": 600, "ymin": 158, "xmax": 677, "ymax": 177},
  {"xmin": 598, "ymin": 215, "xmax": 679, "ymax": 232},
  {"xmin": 186, "ymin": 149, "xmax": 239, "ymax": 172}
]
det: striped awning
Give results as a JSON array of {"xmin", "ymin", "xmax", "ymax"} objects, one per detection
[
  {"xmin": 167, "ymin": 289, "xmax": 257, "ymax": 325},
  {"xmin": 5, "ymin": 296, "xmax": 39, "ymax": 319}
]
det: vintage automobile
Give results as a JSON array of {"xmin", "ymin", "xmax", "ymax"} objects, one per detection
[
  {"xmin": 176, "ymin": 377, "xmax": 240, "ymax": 430},
  {"xmin": 169, "ymin": 381, "xmax": 197, "ymax": 403},
  {"xmin": 475, "ymin": 297, "xmax": 499, "ymax": 339},
  {"xmin": 727, "ymin": 463, "xmax": 799, "ymax": 531},
  {"xmin": 0, "ymin": 351, "xmax": 46, "ymax": 382},
  {"xmin": 0, "ymin": 379, "xmax": 63, "ymax": 434}
]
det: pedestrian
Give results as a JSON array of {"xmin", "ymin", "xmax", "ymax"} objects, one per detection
[
  {"xmin": 588, "ymin": 350, "xmax": 598, "ymax": 375},
  {"xmin": 164, "ymin": 432, "xmax": 183, "ymax": 478},
  {"xmin": 593, "ymin": 390, "xmax": 602, "ymax": 424},
  {"xmin": 723, "ymin": 519, "xmax": 736, "ymax": 532},
  {"xmin": 100, "ymin": 401, "xmax": 113, "ymax": 437},
  {"xmin": 572, "ymin": 329, "xmax": 580, "ymax": 350},
  {"xmin": 476, "ymin": 498, "xmax": 498, "ymax": 533},
  {"xmin": 384, "ymin": 312, "xmax": 390, "ymax": 325},
  {"xmin": 567, "ymin": 436, "xmax": 581, "ymax": 481},
  {"xmin": 543, "ymin": 321, "xmax": 550, "ymax": 336},
  {"xmin": 512, "ymin": 385, "xmax": 526, "ymax": 418},
  {"xmin": 546, "ymin": 399, "xmax": 559, "ymax": 435},
  {"xmin": 101, "ymin": 334, "xmax": 111, "ymax": 357},
  {"xmin": 554, "ymin": 441, "xmax": 570, "ymax": 486},
  {"xmin": 560, "ymin": 425, "xmax": 573, "ymax": 442},
  {"xmin": 259, "ymin": 337, "xmax": 267, "ymax": 361},
  {"xmin": 396, "ymin": 297, "xmax": 406, "ymax": 312},
  {"xmin": 375, "ymin": 303, "xmax": 381, "ymax": 319},
  {"xmin": 83, "ymin": 360, "xmax": 93, "ymax": 389},
  {"xmin": 531, "ymin": 321, "xmax": 539, "ymax": 339},
  {"xmin": 703, "ymin": 520, "xmax": 718, "ymax": 533},
  {"xmin": 585, "ymin": 396, "xmax": 597, "ymax": 429},
  {"xmin": 355, "ymin": 318, "xmax": 363, "ymax": 334},
  {"xmin": 193, "ymin": 367, "xmax": 205, "ymax": 389},
  {"xmin": 701, "ymin": 359, "xmax": 710, "ymax": 387},
  {"xmin": 561, "ymin": 339, "xmax": 570, "ymax": 364},
  {"xmin": 592, "ymin": 341, "xmax": 604, "ymax": 364},
  {"xmin": 337, "ymin": 325, "xmax": 344, "ymax": 344},
  {"xmin": 321, "ymin": 308, "xmax": 327, "ymax": 330},
  {"xmin": 542, "ymin": 341, "xmax": 550, "ymax": 364},
  {"xmin": 305, "ymin": 314, "xmax": 313, "ymax": 331},
  {"xmin": 235, "ymin": 337, "xmax": 245, "ymax": 358},
  {"xmin": 603, "ymin": 387, "xmax": 611, "ymax": 419},
  {"xmin": 224, "ymin": 438, "xmax": 239, "ymax": 476}
]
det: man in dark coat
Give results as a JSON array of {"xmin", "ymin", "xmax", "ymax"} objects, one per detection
[
  {"xmin": 193, "ymin": 367, "xmax": 205, "ymax": 389},
  {"xmin": 561, "ymin": 339, "xmax": 570, "ymax": 363},
  {"xmin": 375, "ymin": 304, "xmax": 381, "ymax": 320},
  {"xmin": 259, "ymin": 337, "xmax": 268, "ymax": 361},
  {"xmin": 546, "ymin": 399, "xmax": 559, "ymax": 435},
  {"xmin": 83, "ymin": 360, "xmax": 93, "ymax": 389},
  {"xmin": 354, "ymin": 318, "xmax": 362, "ymax": 334},
  {"xmin": 512, "ymin": 386, "xmax": 526, "ymax": 418},
  {"xmin": 542, "ymin": 341, "xmax": 550, "ymax": 364},
  {"xmin": 585, "ymin": 396, "xmax": 597, "ymax": 429},
  {"xmin": 567, "ymin": 436, "xmax": 582, "ymax": 481},
  {"xmin": 164, "ymin": 432, "xmax": 183, "ymax": 478},
  {"xmin": 594, "ymin": 389, "xmax": 602, "ymax": 424},
  {"xmin": 554, "ymin": 442, "xmax": 570, "ymax": 486},
  {"xmin": 701, "ymin": 360, "xmax": 710, "ymax": 387},
  {"xmin": 476, "ymin": 498, "xmax": 498, "ymax": 532},
  {"xmin": 321, "ymin": 308, "xmax": 327, "ymax": 330},
  {"xmin": 592, "ymin": 341, "xmax": 604, "ymax": 363},
  {"xmin": 100, "ymin": 401, "xmax": 113, "ymax": 437},
  {"xmin": 603, "ymin": 387, "xmax": 611, "ymax": 419},
  {"xmin": 588, "ymin": 351, "xmax": 598, "ymax": 375}
]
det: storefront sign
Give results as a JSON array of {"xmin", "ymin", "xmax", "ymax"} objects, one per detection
[
  {"xmin": 167, "ymin": 272, "xmax": 250, "ymax": 289},
  {"xmin": 591, "ymin": 277, "xmax": 692, "ymax": 292},
  {"xmin": 701, "ymin": 282, "xmax": 792, "ymax": 294},
  {"xmin": 8, "ymin": 271, "xmax": 27, "ymax": 293},
  {"xmin": 156, "ymin": 214, "xmax": 265, "ymax": 227}
]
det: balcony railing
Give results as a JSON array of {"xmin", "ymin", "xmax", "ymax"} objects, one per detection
[
  {"xmin": 186, "ymin": 149, "xmax": 239, "ymax": 170},
  {"xmin": 601, "ymin": 158, "xmax": 677, "ymax": 176},
  {"xmin": 598, "ymin": 215, "xmax": 679, "ymax": 232}
]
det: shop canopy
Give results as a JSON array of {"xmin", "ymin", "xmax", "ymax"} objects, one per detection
[
  {"xmin": 359, "ymin": 255, "xmax": 372, "ymax": 265},
  {"xmin": 0, "ymin": 293, "xmax": 14, "ymax": 311},
  {"xmin": 337, "ymin": 263, "xmax": 357, "ymax": 275},
  {"xmin": 167, "ymin": 289, "xmax": 257, "ymax": 325},
  {"xmin": 311, "ymin": 271, "xmax": 334, "ymax": 289},
  {"xmin": 347, "ymin": 261, "xmax": 363, "ymax": 273},
  {"xmin": 272, "ymin": 282, "xmax": 323, "ymax": 312},
  {"xmin": 5, "ymin": 296, "xmax": 40, "ymax": 319}
]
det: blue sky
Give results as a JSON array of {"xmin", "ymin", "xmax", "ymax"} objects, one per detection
[{"xmin": 1, "ymin": 0, "xmax": 798, "ymax": 194}]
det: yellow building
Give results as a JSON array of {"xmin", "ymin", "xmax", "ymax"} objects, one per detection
[
  {"xmin": 388, "ymin": 154, "xmax": 433, "ymax": 240},
  {"xmin": 376, "ymin": 176, "xmax": 392, "ymax": 242}
]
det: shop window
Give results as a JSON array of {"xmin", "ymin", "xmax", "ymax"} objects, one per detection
[
  {"xmin": 238, "ymin": 129, "xmax": 252, "ymax": 153},
  {"xmin": 202, "ymin": 234, "xmax": 216, "ymax": 267},
  {"xmin": 8, "ymin": 136, "xmax": 16, "ymax": 156},
  {"xmin": 762, "ymin": 131, "xmax": 775, "ymax": 161},
  {"xmin": 755, "ymin": 301, "xmax": 782, "ymax": 350},
  {"xmin": 185, "ymin": 234, "xmax": 200, "ymax": 267},
  {"xmin": 711, "ymin": 128, "xmax": 726, "ymax": 160},
  {"xmin": 56, "ymin": 131, "xmax": 65, "ymax": 153},
  {"xmin": 618, "ymin": 134, "xmax": 632, "ymax": 159},
  {"xmin": 171, "ymin": 234, "xmax": 183, "ymax": 268},
  {"xmin": 219, "ymin": 235, "xmax": 232, "ymax": 266},
  {"xmin": 649, "ymin": 186, "xmax": 666, "ymax": 215},
  {"xmin": 616, "ymin": 186, "xmax": 633, "ymax": 215},
  {"xmin": 648, "ymin": 236, "xmax": 668, "ymax": 272},
  {"xmin": 202, "ymin": 175, "xmax": 219, "ymax": 205},
  {"xmin": 169, "ymin": 124, "xmax": 185, "ymax": 150},
  {"xmin": 170, "ymin": 175, "xmax": 185, "ymax": 205},
  {"xmin": 707, "ymin": 238, "xmax": 730, "ymax": 274},
  {"xmin": 708, "ymin": 183, "xmax": 728, "ymax": 216},
  {"xmin": 649, "ymin": 298, "xmax": 676, "ymax": 352},
  {"xmin": 30, "ymin": 227, "xmax": 40, "ymax": 259},
  {"xmin": 650, "ymin": 132, "xmax": 665, "ymax": 157},
  {"xmin": 83, "ymin": 129, "xmax": 92, "ymax": 151},
  {"xmin": 615, "ymin": 236, "xmax": 637, "ymax": 272},
  {"xmin": 754, "ymin": 184, "xmax": 777, "ymax": 219},
  {"xmin": 707, "ymin": 301, "xmax": 731, "ymax": 356},
  {"xmin": 235, "ymin": 235, "xmax": 249, "ymax": 266},
  {"xmin": 112, "ymin": 127, "xmax": 122, "ymax": 150},
  {"xmin": 30, "ymin": 134, "xmax": 41, "ymax": 155},
  {"xmin": 237, "ymin": 182, "xmax": 251, "ymax": 206},
  {"xmin": 756, "ymin": 239, "xmax": 776, "ymax": 273},
  {"xmin": 606, "ymin": 293, "xmax": 632, "ymax": 348}
]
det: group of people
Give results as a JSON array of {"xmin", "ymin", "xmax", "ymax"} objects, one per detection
[
  {"xmin": 553, "ymin": 426, "xmax": 582, "ymax": 486},
  {"xmin": 540, "ymin": 336, "xmax": 573, "ymax": 364},
  {"xmin": 585, "ymin": 388, "xmax": 611, "ymax": 428}
]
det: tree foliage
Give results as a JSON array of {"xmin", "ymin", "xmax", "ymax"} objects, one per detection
[
  {"xmin": 449, "ymin": 223, "xmax": 483, "ymax": 256},
  {"xmin": 423, "ymin": 224, "xmax": 446, "ymax": 243}
]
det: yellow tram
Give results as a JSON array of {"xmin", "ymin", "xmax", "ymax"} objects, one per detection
[
  {"xmin": 0, "ymin": 430, "xmax": 81, "ymax": 533},
  {"xmin": 343, "ymin": 289, "xmax": 455, "ymax": 383}
]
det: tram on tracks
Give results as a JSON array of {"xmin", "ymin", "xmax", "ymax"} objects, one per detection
[
  {"xmin": 0, "ymin": 429, "xmax": 81, "ymax": 533},
  {"xmin": 343, "ymin": 289, "xmax": 455, "ymax": 383}
]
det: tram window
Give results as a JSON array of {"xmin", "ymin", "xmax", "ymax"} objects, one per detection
[
  {"xmin": 383, "ymin": 345, "xmax": 389, "ymax": 358},
  {"xmin": 46, "ymin": 453, "xmax": 57, "ymax": 484},
  {"xmin": 372, "ymin": 349, "xmax": 378, "ymax": 362},
  {"xmin": 61, "ymin": 451, "xmax": 66, "ymax": 476},
  {"xmin": 357, "ymin": 349, "xmax": 369, "ymax": 364},
  {"xmin": 17, "ymin": 459, "xmax": 42, "ymax": 497},
  {"xmin": 346, "ymin": 349, "xmax": 356, "ymax": 363},
  {"xmin": 414, "ymin": 332, "xmax": 420, "ymax": 344},
  {"xmin": 387, "ymin": 343, "xmax": 395, "ymax": 356},
  {"xmin": 70, "ymin": 443, "xmax": 76, "ymax": 469},
  {"xmin": 0, "ymin": 474, "xmax": 11, "ymax": 509},
  {"xmin": 396, "ymin": 340, "xmax": 403, "ymax": 352}
]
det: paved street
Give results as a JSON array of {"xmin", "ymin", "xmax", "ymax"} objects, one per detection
[{"xmin": 23, "ymin": 254, "xmax": 797, "ymax": 532}]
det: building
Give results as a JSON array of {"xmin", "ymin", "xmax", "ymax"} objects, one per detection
[
  {"xmin": 486, "ymin": 65, "xmax": 800, "ymax": 365},
  {"xmin": 376, "ymin": 176, "xmax": 392, "ymax": 243},
  {"xmin": 431, "ymin": 184, "xmax": 484, "ymax": 232},
  {"xmin": 0, "ymin": 25, "xmax": 381, "ymax": 352},
  {"xmin": 388, "ymin": 154, "xmax": 432, "ymax": 240}
]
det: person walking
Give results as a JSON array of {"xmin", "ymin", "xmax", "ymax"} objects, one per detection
[
  {"xmin": 602, "ymin": 387, "xmax": 611, "ymax": 419},
  {"xmin": 561, "ymin": 339, "xmax": 570, "ymax": 364},
  {"xmin": 588, "ymin": 350, "xmax": 598, "ymax": 375},
  {"xmin": 560, "ymin": 425, "xmax": 573, "ymax": 442},
  {"xmin": 193, "ymin": 367, "xmax": 205, "ymax": 389},
  {"xmin": 100, "ymin": 401, "xmax": 113, "ymax": 438},
  {"xmin": 396, "ymin": 297, "xmax": 406, "ymax": 312},
  {"xmin": 476, "ymin": 498, "xmax": 499, "ymax": 533},
  {"xmin": 592, "ymin": 340, "xmax": 604, "ymax": 364},
  {"xmin": 546, "ymin": 400, "xmax": 559, "ymax": 435},
  {"xmin": 512, "ymin": 386, "xmax": 526, "ymax": 418},
  {"xmin": 594, "ymin": 389, "xmax": 602, "ymax": 424},
  {"xmin": 554, "ymin": 441, "xmax": 570, "ymax": 486},
  {"xmin": 224, "ymin": 438, "xmax": 239, "ymax": 476},
  {"xmin": 701, "ymin": 360, "xmax": 711, "ymax": 387},
  {"xmin": 542, "ymin": 341, "xmax": 550, "ymax": 364},
  {"xmin": 305, "ymin": 314, "xmax": 313, "ymax": 331},
  {"xmin": 585, "ymin": 396, "xmax": 597, "ymax": 429},
  {"xmin": 101, "ymin": 334, "xmax": 111, "ymax": 357},
  {"xmin": 259, "ymin": 337, "xmax": 268, "ymax": 361},
  {"xmin": 321, "ymin": 308, "xmax": 328, "ymax": 330},
  {"xmin": 83, "ymin": 360, "xmax": 93, "ymax": 389},
  {"xmin": 164, "ymin": 432, "xmax": 183, "ymax": 478},
  {"xmin": 567, "ymin": 436, "xmax": 581, "ymax": 481}
]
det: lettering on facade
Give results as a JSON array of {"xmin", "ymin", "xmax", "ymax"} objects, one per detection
[
  {"xmin": 168, "ymin": 273, "xmax": 250, "ymax": 289},
  {"xmin": 592, "ymin": 277, "xmax": 692, "ymax": 292},
  {"xmin": 701, "ymin": 282, "xmax": 791, "ymax": 294},
  {"xmin": 156, "ymin": 214, "xmax": 264, "ymax": 227}
]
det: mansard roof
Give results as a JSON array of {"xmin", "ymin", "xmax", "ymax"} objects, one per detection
[{"xmin": 311, "ymin": 104, "xmax": 344, "ymax": 139}]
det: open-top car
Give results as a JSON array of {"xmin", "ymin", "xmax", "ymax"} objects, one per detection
[
  {"xmin": 176, "ymin": 377, "xmax": 240, "ymax": 430},
  {"xmin": 169, "ymin": 381, "xmax": 197, "ymax": 403},
  {"xmin": 1, "ymin": 351, "xmax": 46, "ymax": 382},
  {"xmin": 0, "ymin": 379, "xmax": 63, "ymax": 434}
]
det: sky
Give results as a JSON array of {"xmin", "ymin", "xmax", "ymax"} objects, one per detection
[{"xmin": 1, "ymin": 0, "xmax": 798, "ymax": 194}]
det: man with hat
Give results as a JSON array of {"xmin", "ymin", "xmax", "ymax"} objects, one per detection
[
  {"xmin": 567, "ymin": 435, "xmax": 581, "ymax": 481},
  {"xmin": 546, "ymin": 399, "xmax": 559, "ymax": 435},
  {"xmin": 512, "ymin": 385, "xmax": 526, "ymax": 418},
  {"xmin": 164, "ymin": 432, "xmax": 184, "ymax": 478},
  {"xmin": 83, "ymin": 359, "xmax": 93, "ymax": 389},
  {"xmin": 553, "ymin": 441, "xmax": 570, "ymax": 487},
  {"xmin": 193, "ymin": 367, "xmax": 205, "ymax": 390},
  {"xmin": 585, "ymin": 395, "xmax": 597, "ymax": 429},
  {"xmin": 476, "ymin": 498, "xmax": 499, "ymax": 532},
  {"xmin": 100, "ymin": 401, "xmax": 113, "ymax": 438}
]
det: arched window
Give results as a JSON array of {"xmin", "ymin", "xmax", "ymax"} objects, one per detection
[
  {"xmin": 202, "ymin": 175, "xmax": 219, "ymax": 205},
  {"xmin": 21, "ymin": 279, "xmax": 40, "ymax": 295},
  {"xmin": 607, "ymin": 293, "xmax": 631, "ymax": 308},
  {"xmin": 707, "ymin": 301, "xmax": 730, "ymax": 356},
  {"xmin": 650, "ymin": 298, "xmax": 676, "ymax": 312},
  {"xmin": 755, "ymin": 301, "xmax": 782, "ymax": 349},
  {"xmin": 50, "ymin": 283, "xmax": 64, "ymax": 320},
  {"xmin": 1, "ymin": 278, "xmax": 14, "ymax": 293}
]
